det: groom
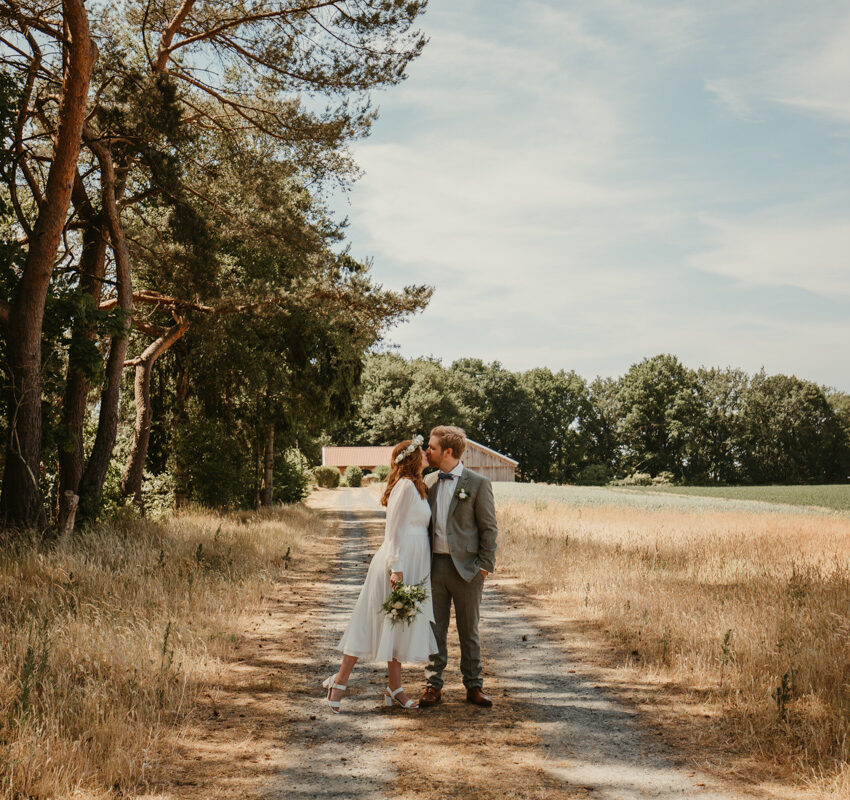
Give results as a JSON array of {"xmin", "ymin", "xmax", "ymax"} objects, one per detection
[{"xmin": 420, "ymin": 425, "xmax": 498, "ymax": 708}]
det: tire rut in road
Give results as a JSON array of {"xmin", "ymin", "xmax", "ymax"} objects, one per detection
[
  {"xmin": 269, "ymin": 496, "xmax": 397, "ymax": 799},
  {"xmin": 482, "ymin": 580, "xmax": 744, "ymax": 799}
]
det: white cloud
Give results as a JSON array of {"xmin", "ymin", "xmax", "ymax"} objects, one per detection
[
  {"xmin": 692, "ymin": 211, "xmax": 850, "ymax": 296},
  {"xmin": 596, "ymin": 0, "xmax": 703, "ymax": 57},
  {"xmin": 523, "ymin": 3, "xmax": 618, "ymax": 58},
  {"xmin": 336, "ymin": 0, "xmax": 850, "ymax": 390},
  {"xmin": 703, "ymin": 78, "xmax": 759, "ymax": 120},
  {"xmin": 774, "ymin": 15, "xmax": 850, "ymax": 123},
  {"xmin": 693, "ymin": 4, "xmax": 850, "ymax": 125}
]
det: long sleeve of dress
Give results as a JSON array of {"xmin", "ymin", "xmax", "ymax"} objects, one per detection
[{"xmin": 384, "ymin": 478, "xmax": 416, "ymax": 573}]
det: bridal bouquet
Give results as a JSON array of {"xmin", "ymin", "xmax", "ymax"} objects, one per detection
[{"xmin": 382, "ymin": 581, "xmax": 428, "ymax": 625}]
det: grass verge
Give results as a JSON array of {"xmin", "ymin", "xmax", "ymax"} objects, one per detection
[
  {"xmin": 497, "ymin": 500, "xmax": 850, "ymax": 798},
  {"xmin": 0, "ymin": 504, "xmax": 319, "ymax": 799}
]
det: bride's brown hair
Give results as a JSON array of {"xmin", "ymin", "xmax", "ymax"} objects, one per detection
[{"xmin": 381, "ymin": 439, "xmax": 427, "ymax": 506}]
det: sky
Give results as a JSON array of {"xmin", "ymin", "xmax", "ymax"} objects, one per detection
[{"xmin": 330, "ymin": 0, "xmax": 850, "ymax": 391}]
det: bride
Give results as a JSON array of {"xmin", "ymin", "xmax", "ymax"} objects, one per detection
[{"xmin": 323, "ymin": 436, "xmax": 437, "ymax": 712}]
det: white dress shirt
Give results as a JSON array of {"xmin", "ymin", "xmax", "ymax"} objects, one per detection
[{"xmin": 432, "ymin": 461, "xmax": 464, "ymax": 554}]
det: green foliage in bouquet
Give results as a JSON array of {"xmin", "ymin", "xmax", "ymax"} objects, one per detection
[{"xmin": 382, "ymin": 581, "xmax": 429, "ymax": 625}]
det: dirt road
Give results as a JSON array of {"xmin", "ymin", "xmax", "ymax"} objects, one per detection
[{"xmin": 265, "ymin": 488, "xmax": 745, "ymax": 800}]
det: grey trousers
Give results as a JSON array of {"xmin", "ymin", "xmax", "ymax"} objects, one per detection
[{"xmin": 425, "ymin": 554, "xmax": 484, "ymax": 690}]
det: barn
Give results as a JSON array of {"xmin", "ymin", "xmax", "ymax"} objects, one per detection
[{"xmin": 322, "ymin": 439, "xmax": 518, "ymax": 482}]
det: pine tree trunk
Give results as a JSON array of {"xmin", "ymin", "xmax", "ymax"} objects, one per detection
[
  {"xmin": 77, "ymin": 139, "xmax": 133, "ymax": 517},
  {"xmin": 172, "ymin": 346, "xmax": 190, "ymax": 509},
  {"xmin": 78, "ymin": 325, "xmax": 129, "ymax": 510},
  {"xmin": 121, "ymin": 322, "xmax": 189, "ymax": 505},
  {"xmin": 58, "ymin": 180, "xmax": 108, "ymax": 509},
  {"xmin": 261, "ymin": 422, "xmax": 275, "ymax": 506},
  {"xmin": 57, "ymin": 490, "xmax": 79, "ymax": 537},
  {"xmin": 1, "ymin": 329, "xmax": 44, "ymax": 526},
  {"xmin": 1, "ymin": 3, "xmax": 97, "ymax": 528},
  {"xmin": 252, "ymin": 435, "xmax": 261, "ymax": 509}
]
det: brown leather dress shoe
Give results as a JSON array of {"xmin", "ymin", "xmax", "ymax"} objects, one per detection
[
  {"xmin": 466, "ymin": 687, "xmax": 493, "ymax": 707},
  {"xmin": 418, "ymin": 686, "xmax": 442, "ymax": 707}
]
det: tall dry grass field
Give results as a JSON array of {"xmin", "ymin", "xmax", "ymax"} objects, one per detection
[
  {"xmin": 0, "ymin": 504, "xmax": 319, "ymax": 799},
  {"xmin": 498, "ymin": 500, "xmax": 850, "ymax": 796}
]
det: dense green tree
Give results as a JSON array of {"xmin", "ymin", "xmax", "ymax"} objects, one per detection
[
  {"xmin": 76, "ymin": 0, "xmax": 428, "ymax": 517},
  {"xmin": 448, "ymin": 359, "xmax": 535, "ymax": 477},
  {"xmin": 346, "ymin": 358, "xmax": 595, "ymax": 483},
  {"xmin": 345, "ymin": 353, "xmax": 465, "ymax": 445},
  {"xmin": 739, "ymin": 373, "xmax": 849, "ymax": 484},
  {"xmin": 519, "ymin": 367, "xmax": 592, "ymax": 483},
  {"xmin": 826, "ymin": 390, "xmax": 850, "ymax": 445},
  {"xmin": 687, "ymin": 367, "xmax": 749, "ymax": 483},
  {"xmin": 583, "ymin": 376, "xmax": 621, "ymax": 478},
  {"xmin": 614, "ymin": 354, "xmax": 699, "ymax": 479}
]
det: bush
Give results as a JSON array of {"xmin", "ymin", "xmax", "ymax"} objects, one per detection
[
  {"xmin": 362, "ymin": 473, "xmax": 380, "ymax": 485},
  {"xmin": 576, "ymin": 463, "xmax": 609, "ymax": 485},
  {"xmin": 313, "ymin": 466, "xmax": 341, "ymax": 488},
  {"xmin": 652, "ymin": 470, "xmax": 676, "ymax": 486},
  {"xmin": 372, "ymin": 464, "xmax": 390, "ymax": 482},
  {"xmin": 275, "ymin": 448, "xmax": 312, "ymax": 503},
  {"xmin": 140, "ymin": 469, "xmax": 175, "ymax": 517},
  {"xmin": 618, "ymin": 471, "xmax": 653, "ymax": 486},
  {"xmin": 178, "ymin": 412, "xmax": 254, "ymax": 508},
  {"xmin": 344, "ymin": 465, "xmax": 363, "ymax": 487}
]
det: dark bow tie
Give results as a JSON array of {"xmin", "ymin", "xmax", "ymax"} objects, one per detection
[{"xmin": 438, "ymin": 471, "xmax": 455, "ymax": 480}]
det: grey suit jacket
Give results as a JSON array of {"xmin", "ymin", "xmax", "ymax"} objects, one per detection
[{"xmin": 425, "ymin": 466, "xmax": 498, "ymax": 582}]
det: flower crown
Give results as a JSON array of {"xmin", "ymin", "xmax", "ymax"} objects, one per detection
[{"xmin": 394, "ymin": 434, "xmax": 424, "ymax": 464}]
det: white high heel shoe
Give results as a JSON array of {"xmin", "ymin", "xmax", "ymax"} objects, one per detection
[
  {"xmin": 384, "ymin": 686, "xmax": 418, "ymax": 709},
  {"xmin": 322, "ymin": 674, "xmax": 347, "ymax": 714}
]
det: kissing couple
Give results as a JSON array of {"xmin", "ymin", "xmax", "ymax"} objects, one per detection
[{"xmin": 322, "ymin": 425, "xmax": 498, "ymax": 711}]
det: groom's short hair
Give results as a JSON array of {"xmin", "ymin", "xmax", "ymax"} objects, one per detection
[{"xmin": 430, "ymin": 425, "xmax": 467, "ymax": 459}]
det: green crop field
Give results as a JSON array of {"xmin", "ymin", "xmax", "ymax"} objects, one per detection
[
  {"xmin": 616, "ymin": 483, "xmax": 850, "ymax": 511},
  {"xmin": 493, "ymin": 481, "xmax": 850, "ymax": 514}
]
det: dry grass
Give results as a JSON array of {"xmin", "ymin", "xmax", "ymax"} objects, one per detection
[
  {"xmin": 0, "ymin": 504, "xmax": 320, "ymax": 799},
  {"xmin": 497, "ymin": 501, "xmax": 850, "ymax": 797}
]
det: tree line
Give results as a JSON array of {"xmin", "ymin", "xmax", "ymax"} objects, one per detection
[
  {"xmin": 340, "ymin": 352, "xmax": 850, "ymax": 485},
  {"xmin": 0, "ymin": 1, "xmax": 430, "ymax": 530}
]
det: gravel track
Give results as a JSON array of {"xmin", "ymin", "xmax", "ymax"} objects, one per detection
[
  {"xmin": 270, "ymin": 488, "xmax": 745, "ymax": 800},
  {"xmin": 268, "ymin": 490, "xmax": 397, "ymax": 799}
]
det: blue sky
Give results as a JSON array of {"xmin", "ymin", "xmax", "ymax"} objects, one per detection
[{"xmin": 331, "ymin": 0, "xmax": 850, "ymax": 391}]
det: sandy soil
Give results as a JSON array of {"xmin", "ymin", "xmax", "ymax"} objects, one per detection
[{"xmin": 149, "ymin": 488, "xmax": 785, "ymax": 799}]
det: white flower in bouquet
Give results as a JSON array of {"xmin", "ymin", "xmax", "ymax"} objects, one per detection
[{"xmin": 382, "ymin": 580, "xmax": 430, "ymax": 626}]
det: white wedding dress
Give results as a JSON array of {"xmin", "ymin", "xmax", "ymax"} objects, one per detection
[{"xmin": 337, "ymin": 478, "xmax": 437, "ymax": 663}]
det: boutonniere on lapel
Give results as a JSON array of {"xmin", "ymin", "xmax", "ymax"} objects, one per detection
[{"xmin": 456, "ymin": 487, "xmax": 470, "ymax": 501}]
